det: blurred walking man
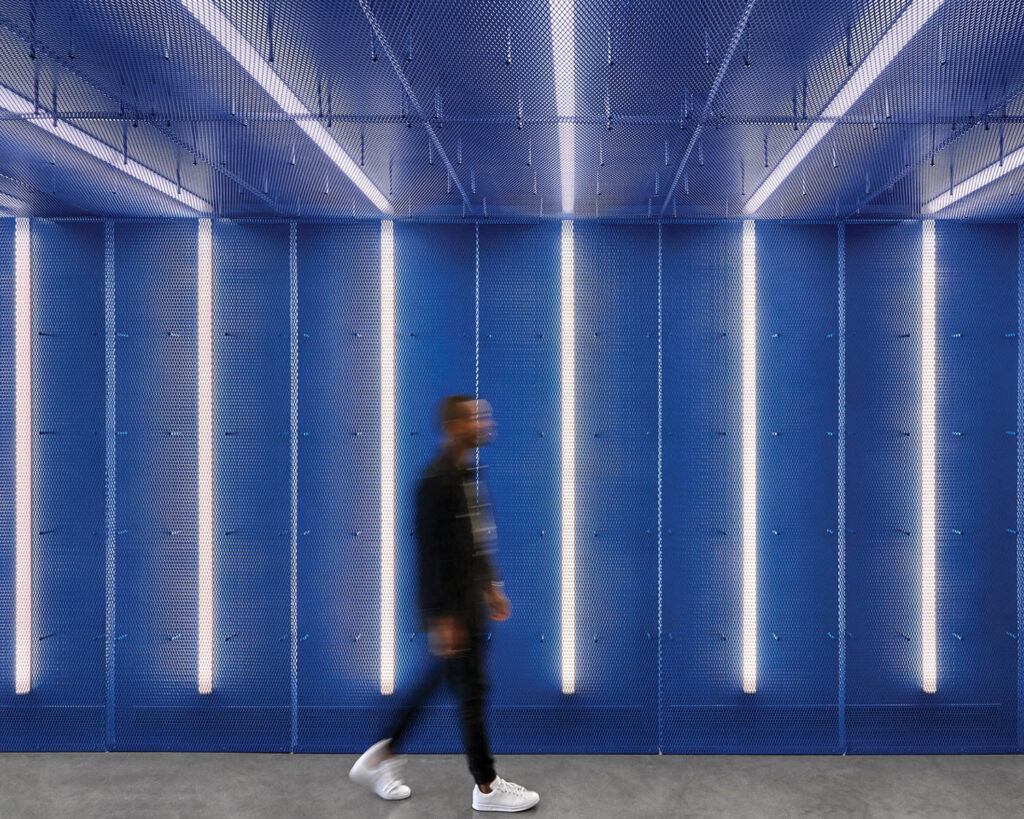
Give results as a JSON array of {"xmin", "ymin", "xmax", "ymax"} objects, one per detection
[{"xmin": 350, "ymin": 395, "xmax": 540, "ymax": 812}]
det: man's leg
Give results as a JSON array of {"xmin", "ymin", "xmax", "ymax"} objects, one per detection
[
  {"xmin": 382, "ymin": 653, "xmax": 445, "ymax": 754},
  {"xmin": 446, "ymin": 626, "xmax": 496, "ymax": 787}
]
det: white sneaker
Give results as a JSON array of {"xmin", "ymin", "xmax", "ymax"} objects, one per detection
[
  {"xmin": 348, "ymin": 738, "xmax": 411, "ymax": 800},
  {"xmin": 472, "ymin": 775, "xmax": 540, "ymax": 812}
]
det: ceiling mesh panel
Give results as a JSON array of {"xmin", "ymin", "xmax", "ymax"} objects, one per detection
[{"xmin": 0, "ymin": 0, "xmax": 1022, "ymax": 219}]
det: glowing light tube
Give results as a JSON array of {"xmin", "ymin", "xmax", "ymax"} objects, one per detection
[
  {"xmin": 0, "ymin": 85, "xmax": 211, "ymax": 213},
  {"xmin": 922, "ymin": 143, "xmax": 1024, "ymax": 214},
  {"xmin": 197, "ymin": 218, "xmax": 214, "ymax": 695},
  {"xmin": 549, "ymin": 0, "xmax": 575, "ymax": 214},
  {"xmin": 921, "ymin": 219, "xmax": 937, "ymax": 695},
  {"xmin": 745, "ymin": 0, "xmax": 944, "ymax": 214},
  {"xmin": 380, "ymin": 220, "xmax": 396, "ymax": 696},
  {"xmin": 0, "ymin": 192, "xmax": 28, "ymax": 216},
  {"xmin": 180, "ymin": 0, "xmax": 391, "ymax": 213},
  {"xmin": 14, "ymin": 218, "xmax": 31, "ymax": 695},
  {"xmin": 741, "ymin": 220, "xmax": 757, "ymax": 694},
  {"xmin": 560, "ymin": 220, "xmax": 576, "ymax": 694}
]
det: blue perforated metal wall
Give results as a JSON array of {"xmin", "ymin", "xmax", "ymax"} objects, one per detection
[
  {"xmin": 295, "ymin": 222, "xmax": 381, "ymax": 752},
  {"xmin": 0, "ymin": 215, "xmax": 1020, "ymax": 754}
]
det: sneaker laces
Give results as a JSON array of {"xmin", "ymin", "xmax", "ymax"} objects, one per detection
[
  {"xmin": 493, "ymin": 777, "xmax": 526, "ymax": 796},
  {"xmin": 377, "ymin": 758, "xmax": 406, "ymax": 795}
]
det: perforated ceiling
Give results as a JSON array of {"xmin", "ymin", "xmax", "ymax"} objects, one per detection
[{"xmin": 0, "ymin": 0, "xmax": 1021, "ymax": 220}]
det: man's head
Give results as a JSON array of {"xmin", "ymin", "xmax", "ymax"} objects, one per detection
[{"xmin": 439, "ymin": 394, "xmax": 495, "ymax": 450}]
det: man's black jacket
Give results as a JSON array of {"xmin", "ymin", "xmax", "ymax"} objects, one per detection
[{"xmin": 415, "ymin": 450, "xmax": 501, "ymax": 633}]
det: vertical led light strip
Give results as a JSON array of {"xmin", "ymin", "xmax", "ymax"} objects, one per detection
[
  {"xmin": 14, "ymin": 218, "xmax": 31, "ymax": 695},
  {"xmin": 921, "ymin": 219, "xmax": 937, "ymax": 695},
  {"xmin": 741, "ymin": 219, "xmax": 757, "ymax": 695},
  {"xmin": 1018, "ymin": 222, "xmax": 1024, "ymax": 749},
  {"xmin": 104, "ymin": 220, "xmax": 117, "ymax": 741},
  {"xmin": 656, "ymin": 222, "xmax": 664, "ymax": 746},
  {"xmin": 1015, "ymin": 221, "xmax": 1024, "ymax": 745},
  {"xmin": 380, "ymin": 220, "xmax": 396, "ymax": 696},
  {"xmin": 837, "ymin": 223, "xmax": 847, "ymax": 746},
  {"xmin": 550, "ymin": 0, "xmax": 575, "ymax": 214},
  {"xmin": 289, "ymin": 221, "xmax": 299, "ymax": 747},
  {"xmin": 560, "ymin": 220, "xmax": 576, "ymax": 694},
  {"xmin": 197, "ymin": 218, "xmax": 214, "ymax": 695}
]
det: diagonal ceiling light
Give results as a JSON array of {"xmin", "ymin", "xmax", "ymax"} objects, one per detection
[
  {"xmin": 922, "ymin": 143, "xmax": 1024, "ymax": 214},
  {"xmin": 746, "ymin": 0, "xmax": 945, "ymax": 214},
  {"xmin": 181, "ymin": 0, "xmax": 391, "ymax": 214},
  {"xmin": 0, "ymin": 191, "xmax": 29, "ymax": 215},
  {"xmin": 549, "ymin": 0, "xmax": 575, "ymax": 214},
  {"xmin": 0, "ymin": 85, "xmax": 212, "ymax": 212}
]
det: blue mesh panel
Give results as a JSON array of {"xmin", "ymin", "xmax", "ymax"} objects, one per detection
[
  {"xmin": 754, "ymin": 222, "xmax": 840, "ymax": 751},
  {"xmin": 932, "ymin": 222, "xmax": 1018, "ymax": 750},
  {"xmin": 0, "ymin": 219, "xmax": 107, "ymax": 749},
  {"xmin": 209, "ymin": 220, "xmax": 292, "ymax": 749},
  {"xmin": 477, "ymin": 223, "xmax": 564, "ymax": 751},
  {"xmin": 845, "ymin": 222, "xmax": 926, "ymax": 750},
  {"xmin": 30, "ymin": 221, "xmax": 106, "ymax": 748},
  {"xmin": 295, "ymin": 222, "xmax": 381, "ymax": 753},
  {"xmin": 931, "ymin": 222, "xmax": 1016, "ymax": 749},
  {"xmin": 661, "ymin": 222, "xmax": 746, "ymax": 751},
  {"xmin": 113, "ymin": 221, "xmax": 203, "ymax": 749},
  {"xmin": 571, "ymin": 222, "xmax": 659, "ymax": 752},
  {"xmin": 844, "ymin": 221, "xmax": 1017, "ymax": 752}
]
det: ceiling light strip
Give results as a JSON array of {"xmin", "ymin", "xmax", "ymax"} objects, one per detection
[
  {"xmin": 550, "ymin": 0, "xmax": 576, "ymax": 214},
  {"xmin": 923, "ymin": 143, "xmax": 1024, "ymax": 214},
  {"xmin": 0, "ymin": 192, "xmax": 28, "ymax": 215},
  {"xmin": 852, "ymin": 81, "xmax": 1024, "ymax": 218},
  {"xmin": 181, "ymin": 0, "xmax": 391, "ymax": 213},
  {"xmin": 0, "ymin": 85, "xmax": 211, "ymax": 213},
  {"xmin": 746, "ymin": 0, "xmax": 945, "ymax": 214}
]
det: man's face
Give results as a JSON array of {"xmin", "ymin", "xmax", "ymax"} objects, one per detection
[{"xmin": 451, "ymin": 398, "xmax": 495, "ymax": 448}]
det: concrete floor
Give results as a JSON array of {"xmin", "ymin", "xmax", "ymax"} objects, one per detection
[{"xmin": 0, "ymin": 752, "xmax": 1022, "ymax": 818}]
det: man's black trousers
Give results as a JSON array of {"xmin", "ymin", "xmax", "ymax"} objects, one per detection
[{"xmin": 385, "ymin": 621, "xmax": 496, "ymax": 787}]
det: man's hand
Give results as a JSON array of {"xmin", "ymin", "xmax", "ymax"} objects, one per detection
[
  {"xmin": 428, "ymin": 616, "xmax": 468, "ymax": 658},
  {"xmin": 484, "ymin": 586, "xmax": 511, "ymax": 621}
]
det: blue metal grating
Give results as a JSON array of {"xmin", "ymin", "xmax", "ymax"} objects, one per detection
[
  {"xmin": 1, "ymin": 2, "xmax": 1024, "ymax": 219},
  {"xmin": 295, "ymin": 221, "xmax": 382, "ymax": 752},
  {"xmin": 661, "ymin": 221, "xmax": 748, "ymax": 751},
  {"xmin": 0, "ymin": 213, "xmax": 1020, "ymax": 755},
  {"xmin": 571, "ymin": 222, "xmax": 659, "ymax": 752}
]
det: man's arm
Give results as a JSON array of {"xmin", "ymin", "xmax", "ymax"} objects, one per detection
[
  {"xmin": 473, "ymin": 480, "xmax": 502, "ymax": 591},
  {"xmin": 417, "ymin": 472, "xmax": 473, "ymax": 654},
  {"xmin": 476, "ymin": 551, "xmax": 503, "ymax": 590},
  {"xmin": 478, "ymin": 549, "xmax": 509, "ymax": 621},
  {"xmin": 416, "ymin": 472, "xmax": 466, "ymax": 622}
]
